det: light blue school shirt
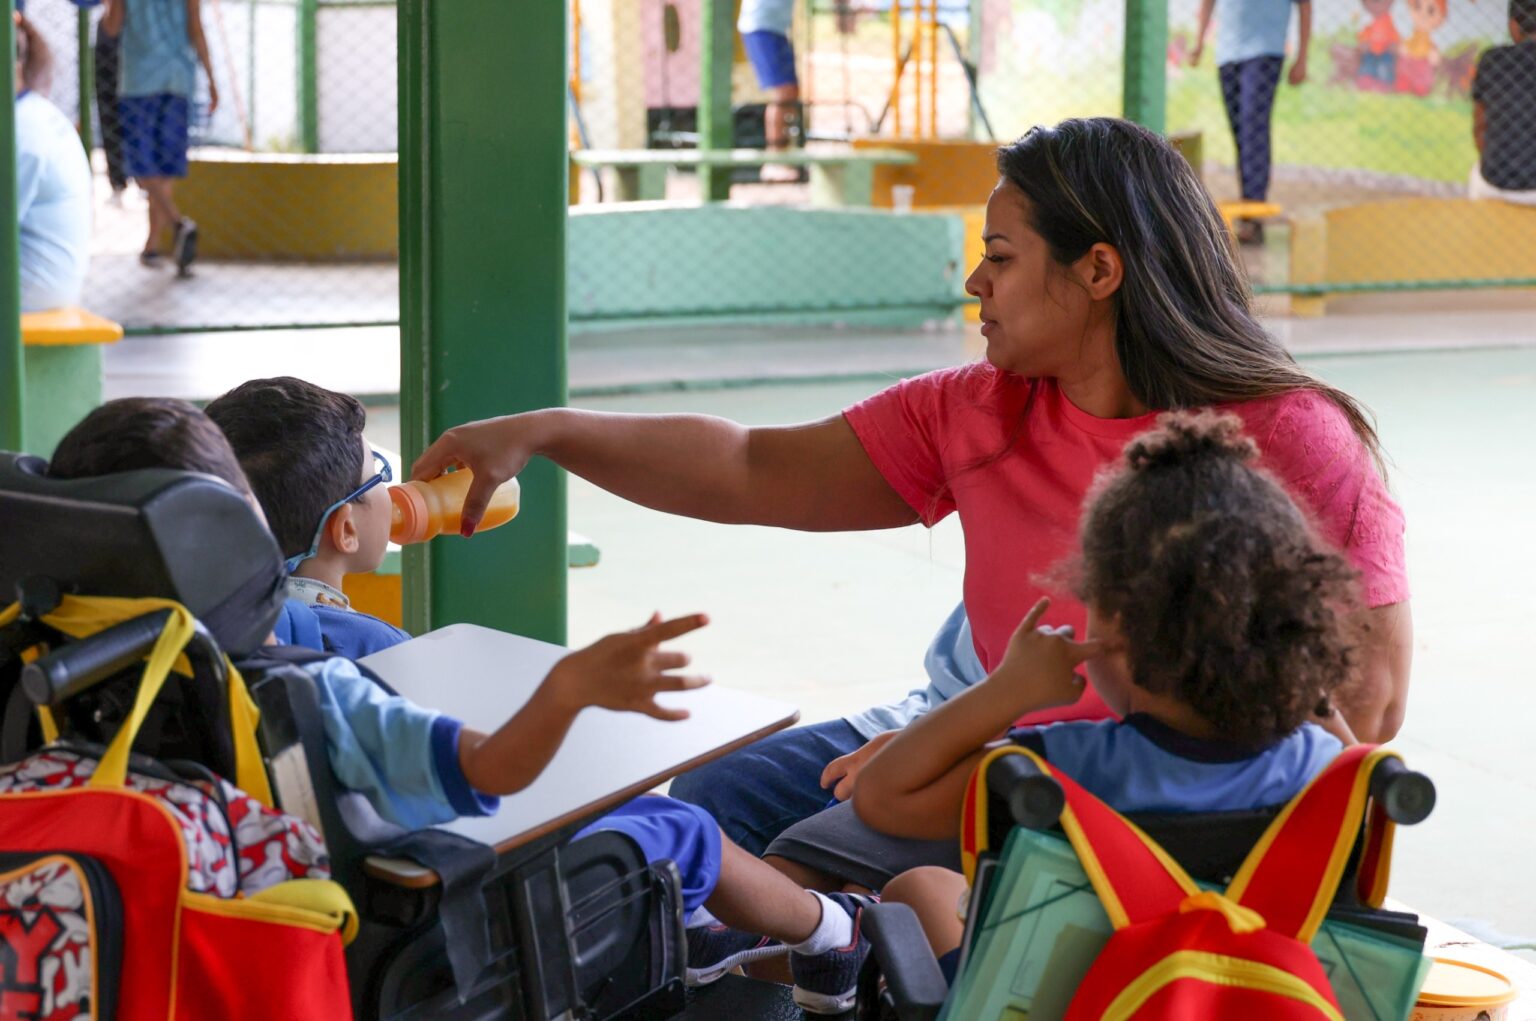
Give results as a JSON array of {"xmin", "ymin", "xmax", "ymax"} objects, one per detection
[
  {"xmin": 119, "ymin": 0, "xmax": 197, "ymax": 97},
  {"xmin": 16, "ymin": 93, "xmax": 92, "ymax": 313},
  {"xmin": 1215, "ymin": 0, "xmax": 1299, "ymax": 66},
  {"xmin": 738, "ymin": 0, "xmax": 794, "ymax": 35},
  {"xmin": 844, "ymin": 600, "xmax": 983, "ymax": 740},
  {"xmin": 303, "ymin": 657, "xmax": 498, "ymax": 831}
]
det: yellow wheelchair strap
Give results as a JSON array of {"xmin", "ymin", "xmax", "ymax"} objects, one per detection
[{"xmin": 2, "ymin": 596, "xmax": 274, "ymax": 806}]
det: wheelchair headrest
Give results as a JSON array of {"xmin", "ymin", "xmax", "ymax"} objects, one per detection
[{"xmin": 0, "ymin": 452, "xmax": 286, "ymax": 657}]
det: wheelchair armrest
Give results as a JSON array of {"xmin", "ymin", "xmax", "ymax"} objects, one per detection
[{"xmin": 856, "ymin": 902, "xmax": 949, "ymax": 1021}]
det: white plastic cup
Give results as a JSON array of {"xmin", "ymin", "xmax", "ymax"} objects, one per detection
[{"xmin": 891, "ymin": 184, "xmax": 915, "ymax": 213}]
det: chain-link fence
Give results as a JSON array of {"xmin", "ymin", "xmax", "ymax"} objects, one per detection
[
  {"xmin": 1168, "ymin": 0, "xmax": 1536, "ymax": 301},
  {"xmin": 568, "ymin": 0, "xmax": 1535, "ymax": 326},
  {"xmin": 22, "ymin": 0, "xmax": 397, "ymax": 334}
]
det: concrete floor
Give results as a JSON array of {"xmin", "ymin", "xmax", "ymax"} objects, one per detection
[{"xmin": 98, "ymin": 291, "xmax": 1536, "ymax": 947}]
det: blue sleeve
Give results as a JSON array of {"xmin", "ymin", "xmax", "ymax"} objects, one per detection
[
  {"xmin": 305, "ymin": 658, "xmax": 498, "ymax": 829},
  {"xmin": 430, "ymin": 716, "xmax": 500, "ymax": 818}
]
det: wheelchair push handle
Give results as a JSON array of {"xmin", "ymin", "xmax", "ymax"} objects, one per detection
[
  {"xmin": 20, "ymin": 610, "xmax": 227, "ymax": 709},
  {"xmin": 986, "ymin": 753, "xmax": 1066, "ymax": 830},
  {"xmin": 984, "ymin": 749, "xmax": 1434, "ymax": 831},
  {"xmin": 22, "ymin": 609, "xmax": 175, "ymax": 706},
  {"xmin": 1369, "ymin": 755, "xmax": 1436, "ymax": 826}
]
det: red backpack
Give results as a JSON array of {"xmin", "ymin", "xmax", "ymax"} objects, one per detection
[{"xmin": 965, "ymin": 742, "xmax": 1399, "ymax": 1021}]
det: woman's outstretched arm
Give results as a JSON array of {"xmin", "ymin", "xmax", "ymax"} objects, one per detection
[{"xmin": 412, "ymin": 408, "xmax": 918, "ymax": 534}]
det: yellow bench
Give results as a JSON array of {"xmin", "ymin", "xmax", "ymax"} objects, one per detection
[
  {"xmin": 1289, "ymin": 197, "xmax": 1536, "ymax": 316},
  {"xmin": 1216, "ymin": 201, "xmax": 1284, "ymax": 230},
  {"xmin": 19, "ymin": 307, "xmax": 124, "ymax": 457},
  {"xmin": 21, "ymin": 307, "xmax": 124, "ymax": 347}
]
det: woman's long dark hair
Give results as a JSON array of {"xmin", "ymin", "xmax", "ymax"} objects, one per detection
[{"xmin": 996, "ymin": 118, "xmax": 1385, "ymax": 475}]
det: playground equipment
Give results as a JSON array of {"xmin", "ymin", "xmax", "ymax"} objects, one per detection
[{"xmin": 876, "ymin": 0, "xmax": 993, "ymax": 140}]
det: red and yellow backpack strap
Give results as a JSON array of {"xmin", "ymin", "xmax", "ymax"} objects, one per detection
[
  {"xmin": 959, "ymin": 745, "xmax": 1017, "ymax": 884},
  {"xmin": 1225, "ymin": 744, "xmax": 1398, "ymax": 942},
  {"xmin": 959, "ymin": 745, "xmax": 1198, "ymax": 926}
]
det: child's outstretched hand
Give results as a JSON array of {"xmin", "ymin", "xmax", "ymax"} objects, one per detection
[
  {"xmin": 550, "ymin": 613, "xmax": 712, "ymax": 722},
  {"xmin": 990, "ymin": 598, "xmax": 1101, "ymax": 711}
]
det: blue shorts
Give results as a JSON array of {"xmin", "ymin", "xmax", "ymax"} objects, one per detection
[
  {"xmin": 575, "ymin": 796, "xmax": 722, "ymax": 912},
  {"xmin": 741, "ymin": 30, "xmax": 797, "ymax": 89},
  {"xmin": 120, "ymin": 94, "xmax": 190, "ymax": 179}
]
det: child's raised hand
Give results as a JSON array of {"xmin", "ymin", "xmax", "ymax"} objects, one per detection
[
  {"xmin": 990, "ymin": 598, "xmax": 1101, "ymax": 710},
  {"xmin": 550, "ymin": 613, "xmax": 712, "ymax": 722}
]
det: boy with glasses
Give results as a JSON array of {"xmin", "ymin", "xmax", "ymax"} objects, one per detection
[{"xmin": 206, "ymin": 377, "xmax": 410, "ymax": 658}]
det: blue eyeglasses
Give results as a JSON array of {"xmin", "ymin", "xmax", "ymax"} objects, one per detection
[{"xmin": 284, "ymin": 449, "xmax": 393, "ymax": 574}]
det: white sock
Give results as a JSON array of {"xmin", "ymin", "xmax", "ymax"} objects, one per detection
[
  {"xmin": 789, "ymin": 892, "xmax": 854, "ymax": 956},
  {"xmin": 684, "ymin": 905, "xmax": 721, "ymax": 929}
]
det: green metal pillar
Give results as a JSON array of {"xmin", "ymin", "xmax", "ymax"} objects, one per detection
[
  {"xmin": 1122, "ymin": 0, "xmax": 1167, "ymax": 133},
  {"xmin": 397, "ymin": 0, "xmax": 568, "ymax": 643},
  {"xmin": 2, "ymin": 12, "xmax": 23, "ymax": 452},
  {"xmin": 298, "ymin": 0, "xmax": 319, "ymax": 152},
  {"xmin": 697, "ymin": 0, "xmax": 733, "ymax": 201},
  {"xmin": 77, "ymin": 9, "xmax": 94, "ymax": 154}
]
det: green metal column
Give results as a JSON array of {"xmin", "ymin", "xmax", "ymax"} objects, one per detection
[
  {"xmin": 697, "ymin": 0, "xmax": 733, "ymax": 201},
  {"xmin": 1122, "ymin": 0, "xmax": 1167, "ymax": 133},
  {"xmin": 298, "ymin": 0, "xmax": 319, "ymax": 152},
  {"xmin": 77, "ymin": 9, "xmax": 95, "ymax": 154},
  {"xmin": 397, "ymin": 0, "xmax": 568, "ymax": 642},
  {"xmin": 2, "ymin": 11, "xmax": 23, "ymax": 452}
]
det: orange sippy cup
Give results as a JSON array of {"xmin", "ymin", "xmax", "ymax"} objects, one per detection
[{"xmin": 388, "ymin": 469, "xmax": 520, "ymax": 544}]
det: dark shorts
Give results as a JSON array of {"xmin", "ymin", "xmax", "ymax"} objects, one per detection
[
  {"xmin": 765, "ymin": 799, "xmax": 961, "ymax": 892},
  {"xmin": 741, "ymin": 30, "xmax": 798, "ymax": 89},
  {"xmin": 120, "ymin": 94, "xmax": 190, "ymax": 179},
  {"xmin": 575, "ymin": 796, "xmax": 722, "ymax": 912}
]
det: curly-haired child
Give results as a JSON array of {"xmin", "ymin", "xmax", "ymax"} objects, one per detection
[{"xmin": 853, "ymin": 410, "xmax": 1361, "ymax": 982}]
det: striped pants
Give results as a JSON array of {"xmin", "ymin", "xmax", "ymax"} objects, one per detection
[{"xmin": 1219, "ymin": 55, "xmax": 1285, "ymax": 201}]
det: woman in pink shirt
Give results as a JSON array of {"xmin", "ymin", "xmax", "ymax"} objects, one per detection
[{"xmin": 414, "ymin": 118, "xmax": 1409, "ymax": 874}]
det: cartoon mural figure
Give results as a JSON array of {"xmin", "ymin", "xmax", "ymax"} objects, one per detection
[
  {"xmin": 1397, "ymin": 0, "xmax": 1448, "ymax": 95},
  {"xmin": 1357, "ymin": 0, "xmax": 1402, "ymax": 91}
]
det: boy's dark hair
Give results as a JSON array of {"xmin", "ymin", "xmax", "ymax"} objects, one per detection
[
  {"xmin": 204, "ymin": 377, "xmax": 367, "ymax": 559},
  {"xmin": 1075, "ymin": 412, "xmax": 1359, "ymax": 747},
  {"xmin": 48, "ymin": 397, "xmax": 252, "ymax": 493},
  {"xmin": 1512, "ymin": 0, "xmax": 1536, "ymax": 35}
]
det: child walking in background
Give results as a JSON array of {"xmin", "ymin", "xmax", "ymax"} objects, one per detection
[
  {"xmin": 103, "ymin": 0, "xmax": 217, "ymax": 275},
  {"xmin": 853, "ymin": 412, "xmax": 1358, "ymax": 980},
  {"xmin": 1190, "ymin": 0, "xmax": 1312, "ymax": 243}
]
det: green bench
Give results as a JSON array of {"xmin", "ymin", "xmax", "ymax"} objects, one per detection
[{"xmin": 571, "ymin": 147, "xmax": 918, "ymax": 207}]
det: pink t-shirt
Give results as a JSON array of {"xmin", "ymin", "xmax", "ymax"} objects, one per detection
[{"xmin": 844, "ymin": 364, "xmax": 1409, "ymax": 726}]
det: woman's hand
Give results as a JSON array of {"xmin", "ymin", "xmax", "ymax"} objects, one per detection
[
  {"xmin": 1287, "ymin": 57, "xmax": 1308, "ymax": 86},
  {"xmin": 987, "ymin": 598, "xmax": 1100, "ymax": 712},
  {"xmin": 547, "ymin": 613, "xmax": 712, "ymax": 722},
  {"xmin": 821, "ymin": 730, "xmax": 898, "ymax": 802},
  {"xmin": 412, "ymin": 412, "xmax": 551, "ymax": 535}
]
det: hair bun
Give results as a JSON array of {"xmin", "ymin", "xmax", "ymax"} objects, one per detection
[{"xmin": 1123, "ymin": 411, "xmax": 1257, "ymax": 472}]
